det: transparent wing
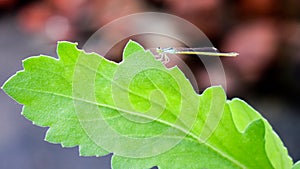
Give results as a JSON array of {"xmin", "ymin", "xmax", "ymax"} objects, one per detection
[{"xmin": 147, "ymin": 47, "xmax": 238, "ymax": 64}]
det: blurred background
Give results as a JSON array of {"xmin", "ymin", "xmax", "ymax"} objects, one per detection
[{"xmin": 0, "ymin": 0, "xmax": 299, "ymax": 168}]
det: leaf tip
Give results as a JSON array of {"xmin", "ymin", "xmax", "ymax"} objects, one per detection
[
  {"xmin": 1, "ymin": 70, "xmax": 23, "ymax": 96},
  {"xmin": 57, "ymin": 41, "xmax": 80, "ymax": 52},
  {"xmin": 203, "ymin": 85, "xmax": 226, "ymax": 96},
  {"xmin": 123, "ymin": 40, "xmax": 145, "ymax": 60},
  {"xmin": 1, "ymin": 81, "xmax": 5, "ymax": 90},
  {"xmin": 227, "ymin": 97, "xmax": 241, "ymax": 103},
  {"xmin": 56, "ymin": 41, "xmax": 82, "ymax": 61},
  {"xmin": 43, "ymin": 137, "xmax": 49, "ymax": 143},
  {"xmin": 57, "ymin": 40, "xmax": 78, "ymax": 46}
]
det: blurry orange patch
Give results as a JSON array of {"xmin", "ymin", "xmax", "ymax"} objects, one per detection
[
  {"xmin": 239, "ymin": 0, "xmax": 278, "ymax": 16},
  {"xmin": 90, "ymin": 0, "xmax": 144, "ymax": 26},
  {"xmin": 18, "ymin": 3, "xmax": 52, "ymax": 33},
  {"xmin": 49, "ymin": 0, "xmax": 86, "ymax": 18},
  {"xmin": 165, "ymin": 0, "xmax": 220, "ymax": 14}
]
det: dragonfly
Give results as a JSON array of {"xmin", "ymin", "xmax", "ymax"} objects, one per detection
[{"xmin": 154, "ymin": 47, "xmax": 238, "ymax": 64}]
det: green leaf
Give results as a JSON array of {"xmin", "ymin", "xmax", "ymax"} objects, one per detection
[
  {"xmin": 292, "ymin": 161, "xmax": 300, "ymax": 169},
  {"xmin": 2, "ymin": 40, "xmax": 294, "ymax": 168},
  {"xmin": 123, "ymin": 39, "xmax": 144, "ymax": 59}
]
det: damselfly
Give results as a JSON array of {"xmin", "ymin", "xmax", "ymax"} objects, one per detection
[{"xmin": 155, "ymin": 47, "xmax": 238, "ymax": 63}]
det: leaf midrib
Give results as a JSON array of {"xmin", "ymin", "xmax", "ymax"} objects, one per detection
[{"xmin": 10, "ymin": 86, "xmax": 247, "ymax": 168}]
